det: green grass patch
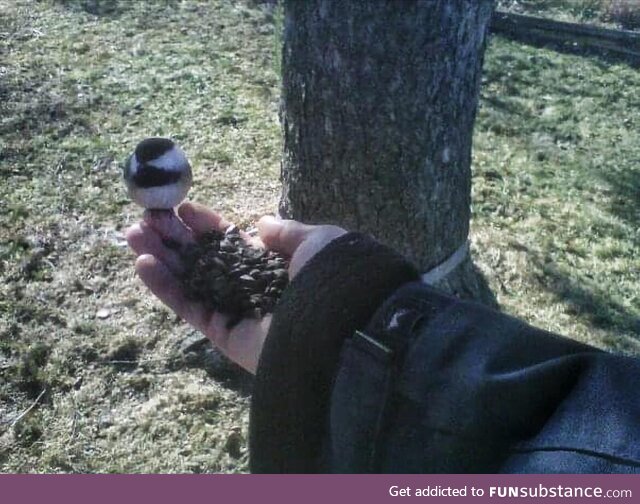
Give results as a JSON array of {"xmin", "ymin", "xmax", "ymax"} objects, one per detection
[
  {"xmin": 472, "ymin": 36, "xmax": 639, "ymax": 352},
  {"xmin": 1, "ymin": 0, "xmax": 275, "ymax": 473}
]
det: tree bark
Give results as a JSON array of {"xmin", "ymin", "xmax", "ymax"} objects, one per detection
[{"xmin": 279, "ymin": 0, "xmax": 495, "ymax": 301}]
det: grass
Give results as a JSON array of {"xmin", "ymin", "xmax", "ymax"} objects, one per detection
[
  {"xmin": 1, "ymin": 0, "xmax": 639, "ymax": 473},
  {"xmin": 497, "ymin": 0, "xmax": 640, "ymax": 29},
  {"xmin": 0, "ymin": 0, "xmax": 279, "ymax": 473},
  {"xmin": 472, "ymin": 36, "xmax": 640, "ymax": 353}
]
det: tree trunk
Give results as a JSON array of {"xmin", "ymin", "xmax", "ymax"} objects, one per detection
[{"xmin": 279, "ymin": 0, "xmax": 495, "ymax": 302}]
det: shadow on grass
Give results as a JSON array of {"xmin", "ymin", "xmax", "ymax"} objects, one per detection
[
  {"xmin": 492, "ymin": 32, "xmax": 640, "ymax": 70},
  {"xmin": 482, "ymin": 37, "xmax": 640, "ymax": 231},
  {"xmin": 536, "ymin": 259, "xmax": 640, "ymax": 344},
  {"xmin": 0, "ymin": 42, "xmax": 99, "ymax": 178},
  {"xmin": 0, "ymin": 89, "xmax": 94, "ymax": 138},
  {"xmin": 178, "ymin": 337, "xmax": 254, "ymax": 397},
  {"xmin": 51, "ymin": 0, "xmax": 185, "ymax": 18},
  {"xmin": 0, "ymin": 86, "xmax": 96, "ymax": 178},
  {"xmin": 478, "ymin": 37, "xmax": 639, "ymax": 346},
  {"xmin": 435, "ymin": 254, "xmax": 500, "ymax": 310},
  {"xmin": 51, "ymin": 0, "xmax": 132, "ymax": 18},
  {"xmin": 202, "ymin": 356, "xmax": 254, "ymax": 398},
  {"xmin": 597, "ymin": 165, "xmax": 640, "ymax": 234}
]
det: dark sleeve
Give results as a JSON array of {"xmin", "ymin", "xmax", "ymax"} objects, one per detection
[
  {"xmin": 249, "ymin": 232, "xmax": 420, "ymax": 473},
  {"xmin": 249, "ymin": 233, "xmax": 640, "ymax": 474},
  {"xmin": 331, "ymin": 282, "xmax": 640, "ymax": 473}
]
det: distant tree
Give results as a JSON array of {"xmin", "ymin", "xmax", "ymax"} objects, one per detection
[{"xmin": 278, "ymin": 0, "xmax": 495, "ymax": 301}]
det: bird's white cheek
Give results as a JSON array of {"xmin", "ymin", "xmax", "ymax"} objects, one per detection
[
  {"xmin": 130, "ymin": 183, "xmax": 190, "ymax": 209},
  {"xmin": 148, "ymin": 147, "xmax": 188, "ymax": 171}
]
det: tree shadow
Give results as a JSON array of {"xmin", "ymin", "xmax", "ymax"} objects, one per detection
[
  {"xmin": 481, "ymin": 35, "xmax": 640, "ymax": 233},
  {"xmin": 594, "ymin": 164, "xmax": 640, "ymax": 234},
  {"xmin": 51, "ymin": 0, "xmax": 130, "ymax": 17},
  {"xmin": 0, "ymin": 15, "xmax": 89, "ymax": 167},
  {"xmin": 491, "ymin": 31, "xmax": 640, "ymax": 70},
  {"xmin": 434, "ymin": 254, "xmax": 500, "ymax": 310},
  {"xmin": 50, "ymin": 0, "xmax": 184, "ymax": 19},
  {"xmin": 0, "ymin": 75, "xmax": 97, "ymax": 178},
  {"xmin": 477, "ymin": 35, "xmax": 639, "ymax": 347},
  {"xmin": 534, "ymin": 258, "xmax": 640, "ymax": 346}
]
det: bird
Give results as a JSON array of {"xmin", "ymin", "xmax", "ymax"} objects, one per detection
[{"xmin": 123, "ymin": 137, "xmax": 192, "ymax": 210}]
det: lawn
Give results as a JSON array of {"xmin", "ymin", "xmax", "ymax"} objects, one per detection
[
  {"xmin": 497, "ymin": 0, "xmax": 640, "ymax": 30},
  {"xmin": 1, "ymin": 0, "xmax": 638, "ymax": 473}
]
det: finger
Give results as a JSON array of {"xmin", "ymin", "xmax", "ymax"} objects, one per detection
[
  {"xmin": 126, "ymin": 223, "xmax": 184, "ymax": 274},
  {"xmin": 179, "ymin": 201, "xmax": 263, "ymax": 248},
  {"xmin": 143, "ymin": 209, "xmax": 194, "ymax": 246},
  {"xmin": 135, "ymin": 254, "xmax": 208, "ymax": 333},
  {"xmin": 257, "ymin": 216, "xmax": 314, "ymax": 256},
  {"xmin": 178, "ymin": 201, "xmax": 232, "ymax": 236},
  {"xmin": 287, "ymin": 224, "xmax": 346, "ymax": 277}
]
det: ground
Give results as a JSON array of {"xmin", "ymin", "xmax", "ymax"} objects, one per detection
[
  {"xmin": 497, "ymin": 0, "xmax": 640, "ymax": 29},
  {"xmin": 1, "ymin": 0, "xmax": 638, "ymax": 473}
]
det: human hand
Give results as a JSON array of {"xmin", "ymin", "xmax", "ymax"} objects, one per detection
[{"xmin": 126, "ymin": 201, "xmax": 346, "ymax": 374}]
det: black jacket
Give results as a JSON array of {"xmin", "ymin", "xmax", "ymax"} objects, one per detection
[{"xmin": 249, "ymin": 233, "xmax": 640, "ymax": 473}]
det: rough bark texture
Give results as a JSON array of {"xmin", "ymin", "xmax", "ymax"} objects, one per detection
[{"xmin": 279, "ymin": 0, "xmax": 495, "ymax": 302}]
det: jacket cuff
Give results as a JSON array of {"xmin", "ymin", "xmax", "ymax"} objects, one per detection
[{"xmin": 249, "ymin": 232, "xmax": 419, "ymax": 473}]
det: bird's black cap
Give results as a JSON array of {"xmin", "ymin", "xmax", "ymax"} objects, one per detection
[
  {"xmin": 132, "ymin": 164, "xmax": 183, "ymax": 188},
  {"xmin": 134, "ymin": 137, "xmax": 175, "ymax": 164}
]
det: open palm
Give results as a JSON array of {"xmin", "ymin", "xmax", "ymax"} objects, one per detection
[{"xmin": 126, "ymin": 201, "xmax": 345, "ymax": 373}]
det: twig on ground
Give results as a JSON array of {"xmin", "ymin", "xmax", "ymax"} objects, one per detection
[
  {"xmin": 9, "ymin": 388, "xmax": 47, "ymax": 427},
  {"xmin": 103, "ymin": 358, "xmax": 178, "ymax": 365}
]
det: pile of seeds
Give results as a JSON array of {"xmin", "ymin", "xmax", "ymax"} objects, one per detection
[{"xmin": 181, "ymin": 227, "xmax": 289, "ymax": 328}]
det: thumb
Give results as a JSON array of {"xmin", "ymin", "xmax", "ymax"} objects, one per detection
[
  {"xmin": 258, "ymin": 216, "xmax": 347, "ymax": 279},
  {"xmin": 257, "ymin": 216, "xmax": 314, "ymax": 256}
]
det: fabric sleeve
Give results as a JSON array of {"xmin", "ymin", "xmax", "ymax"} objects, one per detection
[
  {"xmin": 330, "ymin": 281, "xmax": 640, "ymax": 473},
  {"xmin": 249, "ymin": 232, "xmax": 419, "ymax": 473}
]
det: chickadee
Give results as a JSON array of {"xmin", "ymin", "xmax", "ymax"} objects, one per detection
[{"xmin": 124, "ymin": 137, "xmax": 192, "ymax": 209}]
